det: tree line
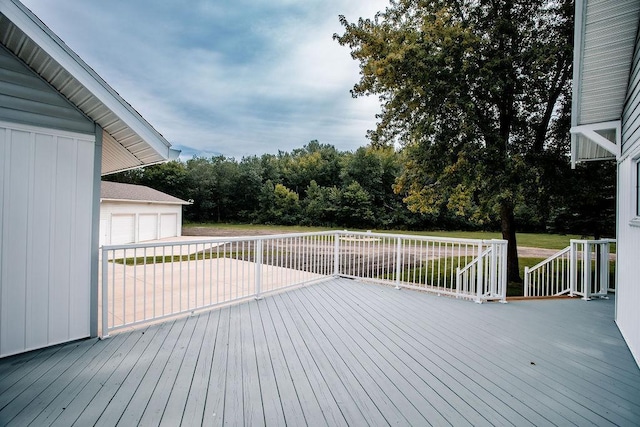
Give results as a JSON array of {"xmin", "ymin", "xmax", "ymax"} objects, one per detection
[{"xmin": 105, "ymin": 139, "xmax": 615, "ymax": 238}]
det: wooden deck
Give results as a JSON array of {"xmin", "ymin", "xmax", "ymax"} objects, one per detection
[{"xmin": 1, "ymin": 278, "xmax": 639, "ymax": 426}]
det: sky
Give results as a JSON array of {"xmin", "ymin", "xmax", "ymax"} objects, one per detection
[{"xmin": 20, "ymin": 0, "xmax": 389, "ymax": 160}]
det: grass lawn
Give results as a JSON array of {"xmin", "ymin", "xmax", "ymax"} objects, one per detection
[{"xmin": 183, "ymin": 222, "xmax": 589, "ymax": 251}]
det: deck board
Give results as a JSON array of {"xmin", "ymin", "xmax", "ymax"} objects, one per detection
[
  {"xmin": 271, "ymin": 293, "xmax": 348, "ymax": 426},
  {"xmin": 340, "ymin": 281, "xmax": 608, "ymax": 426},
  {"xmin": 247, "ymin": 301, "xmax": 285, "ymax": 426},
  {"xmin": 303, "ymin": 283, "xmax": 497, "ymax": 426},
  {"xmin": 263, "ymin": 295, "xmax": 327, "ymax": 425},
  {"xmin": 134, "ymin": 318, "xmax": 191, "ymax": 426},
  {"xmin": 47, "ymin": 328, "xmax": 150, "ymax": 426},
  {"xmin": 19, "ymin": 336, "xmax": 123, "ymax": 426},
  {"xmin": 1, "ymin": 277, "xmax": 639, "ymax": 426},
  {"xmin": 339, "ymin": 280, "xmax": 631, "ymax": 426},
  {"xmin": 257, "ymin": 294, "xmax": 307, "ymax": 425},
  {"xmin": 116, "ymin": 318, "xmax": 186, "ymax": 426},
  {"xmin": 200, "ymin": 306, "xmax": 230, "ymax": 427},
  {"xmin": 160, "ymin": 313, "xmax": 211, "ymax": 426},
  {"xmin": 284, "ymin": 287, "xmax": 436, "ymax": 426},
  {"xmin": 180, "ymin": 309, "xmax": 220, "ymax": 427}
]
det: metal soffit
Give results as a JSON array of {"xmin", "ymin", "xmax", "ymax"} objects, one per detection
[{"xmin": 571, "ymin": 0, "xmax": 640, "ymax": 164}]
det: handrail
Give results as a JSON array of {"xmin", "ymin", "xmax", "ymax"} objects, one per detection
[
  {"xmin": 100, "ymin": 230, "xmax": 509, "ymax": 337},
  {"xmin": 523, "ymin": 239, "xmax": 616, "ymax": 299},
  {"xmin": 527, "ymin": 246, "xmax": 570, "ymax": 272},
  {"xmin": 457, "ymin": 247, "xmax": 492, "ymax": 275}
]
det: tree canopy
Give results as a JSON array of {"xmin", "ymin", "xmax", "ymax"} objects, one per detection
[{"xmin": 334, "ymin": 0, "xmax": 574, "ymax": 281}]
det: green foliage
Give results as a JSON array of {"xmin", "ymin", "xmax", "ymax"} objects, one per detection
[
  {"xmin": 103, "ymin": 133, "xmax": 615, "ymax": 238},
  {"xmin": 334, "ymin": 0, "xmax": 576, "ymax": 282}
]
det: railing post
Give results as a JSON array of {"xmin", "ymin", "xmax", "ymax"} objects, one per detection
[
  {"xmin": 500, "ymin": 241, "xmax": 507, "ymax": 302},
  {"xmin": 475, "ymin": 242, "xmax": 483, "ymax": 303},
  {"xmin": 489, "ymin": 241, "xmax": 497, "ymax": 297},
  {"xmin": 101, "ymin": 247, "xmax": 109, "ymax": 339},
  {"xmin": 524, "ymin": 266, "xmax": 530, "ymax": 297},
  {"xmin": 394, "ymin": 237, "xmax": 402, "ymax": 289},
  {"xmin": 569, "ymin": 240, "xmax": 577, "ymax": 297},
  {"xmin": 582, "ymin": 242, "xmax": 591, "ymax": 300},
  {"xmin": 334, "ymin": 232, "xmax": 340, "ymax": 277},
  {"xmin": 255, "ymin": 239, "xmax": 263, "ymax": 300},
  {"xmin": 600, "ymin": 242, "xmax": 609, "ymax": 296}
]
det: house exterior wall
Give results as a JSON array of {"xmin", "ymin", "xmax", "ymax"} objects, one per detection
[
  {"xmin": 617, "ymin": 28, "xmax": 640, "ymax": 367},
  {"xmin": 0, "ymin": 121, "xmax": 95, "ymax": 358},
  {"xmin": 100, "ymin": 201, "xmax": 183, "ymax": 245},
  {"xmin": 616, "ymin": 156, "xmax": 640, "ymax": 366}
]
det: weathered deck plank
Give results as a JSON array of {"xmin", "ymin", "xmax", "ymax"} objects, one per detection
[
  {"xmin": 0, "ymin": 278, "xmax": 639, "ymax": 426},
  {"xmin": 247, "ymin": 300, "xmax": 285, "ymax": 426},
  {"xmin": 256, "ymin": 294, "xmax": 307, "ymax": 425},
  {"xmin": 338, "ymin": 280, "xmax": 636, "ymax": 426},
  {"xmin": 270, "ymin": 293, "xmax": 348, "ymax": 426},
  {"xmin": 159, "ymin": 313, "xmax": 211, "ymax": 426},
  {"xmin": 116, "ymin": 318, "xmax": 188, "ymax": 426},
  {"xmin": 47, "ymin": 327, "xmax": 155, "ymax": 426},
  {"xmin": 262, "ymin": 296, "xmax": 327, "ymax": 425},
  {"xmin": 133, "ymin": 318, "xmax": 192, "ymax": 426},
  {"xmin": 180, "ymin": 309, "xmax": 220, "ymax": 426},
  {"xmin": 281, "ymin": 287, "xmax": 435, "ymax": 426},
  {"xmin": 301, "ymin": 283, "xmax": 498, "ymax": 426}
]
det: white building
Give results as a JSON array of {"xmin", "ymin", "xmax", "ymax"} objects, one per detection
[
  {"xmin": 100, "ymin": 181, "xmax": 190, "ymax": 245},
  {"xmin": 0, "ymin": 0, "xmax": 178, "ymax": 357},
  {"xmin": 571, "ymin": 0, "xmax": 640, "ymax": 367}
]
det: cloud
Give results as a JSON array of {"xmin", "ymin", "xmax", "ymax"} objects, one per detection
[{"xmin": 21, "ymin": 0, "xmax": 387, "ymax": 159}]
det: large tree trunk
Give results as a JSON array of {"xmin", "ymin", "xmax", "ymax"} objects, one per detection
[{"xmin": 500, "ymin": 201, "xmax": 521, "ymax": 283}]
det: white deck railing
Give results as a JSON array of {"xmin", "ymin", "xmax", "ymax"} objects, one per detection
[
  {"xmin": 101, "ymin": 230, "xmax": 508, "ymax": 336},
  {"xmin": 335, "ymin": 231, "xmax": 507, "ymax": 303},
  {"xmin": 523, "ymin": 247, "xmax": 571, "ymax": 297},
  {"xmin": 523, "ymin": 239, "xmax": 615, "ymax": 299}
]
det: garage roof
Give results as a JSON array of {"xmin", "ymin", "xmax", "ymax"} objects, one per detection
[
  {"xmin": 0, "ymin": 0, "xmax": 180, "ymax": 174},
  {"xmin": 570, "ymin": 0, "xmax": 640, "ymax": 165},
  {"xmin": 101, "ymin": 181, "xmax": 190, "ymax": 205}
]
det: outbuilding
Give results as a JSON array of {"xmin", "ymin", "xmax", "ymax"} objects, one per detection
[
  {"xmin": 100, "ymin": 181, "xmax": 190, "ymax": 245},
  {"xmin": 0, "ymin": 0, "xmax": 178, "ymax": 357}
]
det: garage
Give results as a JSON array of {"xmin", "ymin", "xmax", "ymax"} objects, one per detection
[
  {"xmin": 139, "ymin": 214, "xmax": 159, "ymax": 241},
  {"xmin": 160, "ymin": 213, "xmax": 178, "ymax": 239},
  {"xmin": 100, "ymin": 181, "xmax": 190, "ymax": 245}
]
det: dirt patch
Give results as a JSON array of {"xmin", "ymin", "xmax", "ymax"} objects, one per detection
[
  {"xmin": 183, "ymin": 226, "xmax": 295, "ymax": 238},
  {"xmin": 183, "ymin": 226, "xmax": 563, "ymax": 258}
]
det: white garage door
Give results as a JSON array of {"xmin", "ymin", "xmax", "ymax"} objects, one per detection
[
  {"xmin": 138, "ymin": 214, "xmax": 158, "ymax": 242},
  {"xmin": 111, "ymin": 214, "xmax": 135, "ymax": 244},
  {"xmin": 160, "ymin": 213, "xmax": 178, "ymax": 238}
]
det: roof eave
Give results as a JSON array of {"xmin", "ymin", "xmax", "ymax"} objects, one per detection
[
  {"xmin": 0, "ymin": 0, "xmax": 180, "ymax": 167},
  {"xmin": 101, "ymin": 198, "xmax": 191, "ymax": 205}
]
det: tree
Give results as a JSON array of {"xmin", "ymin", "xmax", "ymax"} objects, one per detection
[
  {"xmin": 339, "ymin": 181, "xmax": 376, "ymax": 228},
  {"xmin": 335, "ymin": 0, "xmax": 574, "ymax": 282},
  {"xmin": 272, "ymin": 184, "xmax": 302, "ymax": 225}
]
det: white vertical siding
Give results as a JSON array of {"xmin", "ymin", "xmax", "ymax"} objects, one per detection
[
  {"xmin": 0, "ymin": 122, "xmax": 94, "ymax": 358},
  {"xmin": 616, "ymin": 157, "xmax": 640, "ymax": 367}
]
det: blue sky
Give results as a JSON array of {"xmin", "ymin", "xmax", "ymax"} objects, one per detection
[{"xmin": 21, "ymin": 0, "xmax": 388, "ymax": 160}]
